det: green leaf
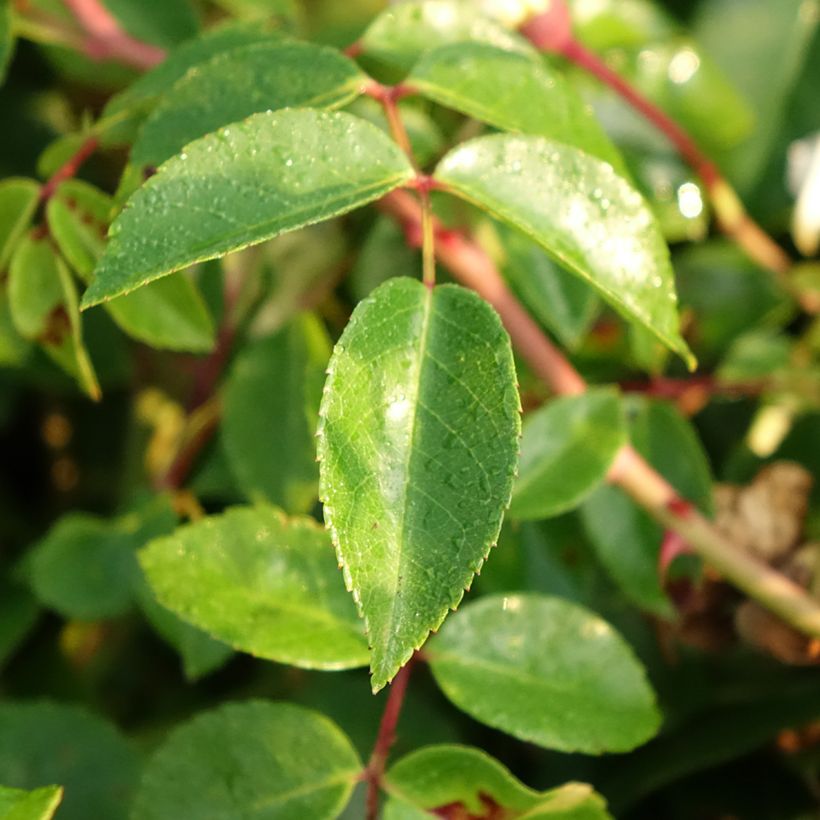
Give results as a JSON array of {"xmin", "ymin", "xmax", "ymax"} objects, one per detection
[
  {"xmin": 385, "ymin": 745, "xmax": 611, "ymax": 818},
  {"xmin": 135, "ymin": 579, "xmax": 234, "ymax": 681},
  {"xmin": 494, "ymin": 223, "xmax": 600, "ymax": 350},
  {"xmin": 8, "ymin": 235, "xmax": 64, "ymax": 340},
  {"xmin": 0, "ymin": 179, "xmax": 40, "ymax": 269},
  {"xmin": 223, "ymin": 314, "xmax": 330, "ymax": 512},
  {"xmin": 318, "ymin": 278, "xmax": 520, "ymax": 691},
  {"xmin": 139, "ymin": 505, "xmax": 369, "ymax": 670},
  {"xmin": 27, "ymin": 496, "xmax": 177, "ymax": 620},
  {"xmin": 47, "ymin": 180, "xmax": 216, "ymax": 353},
  {"xmin": 695, "ymin": 0, "xmax": 816, "ymax": 188},
  {"xmin": 581, "ymin": 397, "xmax": 713, "ymax": 615},
  {"xmin": 427, "ymin": 593, "xmax": 661, "ymax": 753},
  {"xmin": 435, "ymin": 134, "xmax": 693, "ymax": 366},
  {"xmin": 82, "ymin": 109, "xmax": 414, "ymax": 307},
  {"xmin": 0, "ymin": 702, "xmax": 139, "ymax": 820},
  {"xmin": 100, "ymin": 24, "xmax": 282, "ymax": 144},
  {"xmin": 510, "ymin": 390, "xmax": 626, "ymax": 521},
  {"xmin": 132, "ymin": 701, "xmax": 362, "ymax": 820},
  {"xmin": 361, "ymin": 0, "xmax": 531, "ymax": 71},
  {"xmin": 49, "ymin": 255, "xmax": 101, "ymax": 400},
  {"xmin": 131, "ymin": 40, "xmax": 366, "ymax": 168},
  {"xmin": 0, "ymin": 578, "xmax": 39, "ymax": 669},
  {"xmin": 409, "ymin": 42, "xmax": 624, "ymax": 172},
  {"xmin": 0, "ymin": 0, "xmax": 14, "ymax": 85},
  {"xmin": 675, "ymin": 242, "xmax": 793, "ymax": 365},
  {"xmin": 104, "ymin": 0, "xmax": 199, "ymax": 49},
  {"xmin": 0, "ymin": 784, "xmax": 62, "ymax": 820},
  {"xmin": 7, "ymin": 232, "xmax": 100, "ymax": 397}
]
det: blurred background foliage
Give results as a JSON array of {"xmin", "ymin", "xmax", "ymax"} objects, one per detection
[{"xmin": 2, "ymin": 0, "xmax": 820, "ymax": 818}]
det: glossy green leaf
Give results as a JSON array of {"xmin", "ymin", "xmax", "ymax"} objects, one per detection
[
  {"xmin": 427, "ymin": 593, "xmax": 661, "ymax": 753},
  {"xmin": 82, "ymin": 109, "xmax": 414, "ymax": 307},
  {"xmin": 435, "ymin": 135, "xmax": 692, "ymax": 365},
  {"xmin": 139, "ymin": 505, "xmax": 369, "ymax": 669},
  {"xmin": 47, "ymin": 181, "xmax": 216, "ymax": 353},
  {"xmin": 223, "ymin": 314, "xmax": 330, "ymax": 512},
  {"xmin": 131, "ymin": 40, "xmax": 366, "ymax": 168},
  {"xmin": 0, "ymin": 289, "xmax": 30, "ymax": 366},
  {"xmin": 100, "ymin": 24, "xmax": 282, "ymax": 144},
  {"xmin": 385, "ymin": 745, "xmax": 611, "ymax": 818},
  {"xmin": 0, "ymin": 0, "xmax": 13, "ymax": 85},
  {"xmin": 0, "ymin": 179, "xmax": 40, "ymax": 269},
  {"xmin": 581, "ymin": 397, "xmax": 713, "ymax": 614},
  {"xmin": 410, "ymin": 42, "xmax": 624, "ymax": 172},
  {"xmin": 0, "ymin": 702, "xmax": 139, "ymax": 820},
  {"xmin": 8, "ymin": 235, "xmax": 64, "ymax": 340},
  {"xmin": 136, "ymin": 580, "xmax": 234, "ymax": 681},
  {"xmin": 510, "ymin": 390, "xmax": 626, "ymax": 520},
  {"xmin": 27, "ymin": 496, "xmax": 177, "ymax": 620},
  {"xmin": 361, "ymin": 0, "xmax": 531, "ymax": 71},
  {"xmin": 318, "ymin": 278, "xmax": 520, "ymax": 691},
  {"xmin": 495, "ymin": 223, "xmax": 600, "ymax": 350},
  {"xmin": 0, "ymin": 784, "xmax": 62, "ymax": 820},
  {"xmin": 132, "ymin": 701, "xmax": 362, "ymax": 820}
]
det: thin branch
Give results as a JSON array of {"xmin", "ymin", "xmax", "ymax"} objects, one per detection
[
  {"xmin": 59, "ymin": 0, "xmax": 165, "ymax": 70},
  {"xmin": 39, "ymin": 135, "xmax": 100, "ymax": 204},
  {"xmin": 380, "ymin": 188, "xmax": 820, "ymax": 640},
  {"xmin": 519, "ymin": 4, "xmax": 799, "ymax": 290},
  {"xmin": 364, "ymin": 656, "xmax": 417, "ymax": 820}
]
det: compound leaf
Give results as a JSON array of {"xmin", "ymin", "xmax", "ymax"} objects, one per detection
[{"xmin": 318, "ymin": 277, "xmax": 520, "ymax": 691}]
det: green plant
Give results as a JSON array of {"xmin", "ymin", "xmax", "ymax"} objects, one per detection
[{"xmin": 2, "ymin": 0, "xmax": 820, "ymax": 817}]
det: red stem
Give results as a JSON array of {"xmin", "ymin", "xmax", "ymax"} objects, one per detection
[
  {"xmin": 379, "ymin": 186, "xmax": 820, "ymax": 639},
  {"xmin": 60, "ymin": 0, "xmax": 165, "ymax": 70},
  {"xmin": 364, "ymin": 656, "xmax": 416, "ymax": 820},
  {"xmin": 39, "ymin": 136, "xmax": 100, "ymax": 203},
  {"xmin": 520, "ymin": 4, "xmax": 795, "ymax": 283},
  {"xmin": 561, "ymin": 39, "xmax": 719, "ymax": 189}
]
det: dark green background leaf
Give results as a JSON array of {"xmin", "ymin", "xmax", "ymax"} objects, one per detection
[
  {"xmin": 223, "ymin": 314, "xmax": 330, "ymax": 512},
  {"xmin": 132, "ymin": 701, "xmax": 362, "ymax": 819}
]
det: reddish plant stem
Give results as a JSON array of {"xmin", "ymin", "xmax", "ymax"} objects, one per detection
[
  {"xmin": 60, "ymin": 0, "xmax": 165, "ymax": 69},
  {"xmin": 380, "ymin": 187, "xmax": 820, "ymax": 640},
  {"xmin": 39, "ymin": 136, "xmax": 100, "ymax": 203},
  {"xmin": 521, "ymin": 6, "xmax": 795, "ymax": 284},
  {"xmin": 364, "ymin": 656, "xmax": 416, "ymax": 820}
]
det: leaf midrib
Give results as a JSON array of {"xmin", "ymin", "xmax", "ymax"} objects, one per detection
[{"xmin": 381, "ymin": 284, "xmax": 434, "ymax": 659}]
